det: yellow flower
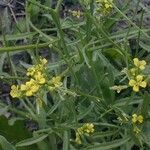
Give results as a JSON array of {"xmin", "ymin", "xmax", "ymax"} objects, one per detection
[
  {"xmin": 83, "ymin": 123, "xmax": 95, "ymax": 134},
  {"xmin": 132, "ymin": 114, "xmax": 138, "ymax": 123},
  {"xmin": 130, "ymin": 68, "xmax": 137, "ymax": 76},
  {"xmin": 133, "ymin": 126, "xmax": 141, "ymax": 134},
  {"xmin": 138, "ymin": 115, "xmax": 144, "ymax": 123},
  {"xmin": 26, "ymin": 67, "xmax": 36, "ymax": 77},
  {"xmin": 20, "ymin": 79, "xmax": 40, "ymax": 97},
  {"xmin": 129, "ymin": 75, "xmax": 147, "ymax": 92},
  {"xmin": 49, "ymin": 76, "xmax": 62, "ymax": 91},
  {"xmin": 96, "ymin": 0, "xmax": 113, "ymax": 13},
  {"xmin": 75, "ymin": 133, "xmax": 82, "ymax": 144},
  {"xmin": 27, "ymin": 58, "xmax": 47, "ymax": 77},
  {"xmin": 71, "ymin": 10, "xmax": 82, "ymax": 18},
  {"xmin": 10, "ymin": 85, "xmax": 21, "ymax": 98},
  {"xmin": 34, "ymin": 71, "xmax": 46, "ymax": 84},
  {"xmin": 40, "ymin": 58, "xmax": 47, "ymax": 65},
  {"xmin": 52, "ymin": 76, "xmax": 62, "ymax": 87},
  {"xmin": 132, "ymin": 114, "xmax": 144, "ymax": 124},
  {"xmin": 75, "ymin": 123, "xmax": 94, "ymax": 144},
  {"xmin": 133, "ymin": 58, "xmax": 146, "ymax": 70}
]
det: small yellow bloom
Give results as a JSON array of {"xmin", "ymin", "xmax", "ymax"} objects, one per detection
[
  {"xmin": 133, "ymin": 58, "xmax": 146, "ymax": 70},
  {"xmin": 132, "ymin": 114, "xmax": 138, "ymax": 123},
  {"xmin": 75, "ymin": 133, "xmax": 82, "ymax": 144},
  {"xmin": 75, "ymin": 123, "xmax": 94, "ymax": 144},
  {"xmin": 21, "ymin": 79, "xmax": 40, "ymax": 97},
  {"xmin": 34, "ymin": 71, "xmax": 46, "ymax": 84},
  {"xmin": 27, "ymin": 66, "xmax": 36, "ymax": 77},
  {"xmin": 10, "ymin": 85, "xmax": 21, "ymax": 98},
  {"xmin": 40, "ymin": 58, "xmax": 47, "ymax": 65},
  {"xmin": 137, "ymin": 115, "xmax": 144, "ymax": 124},
  {"xmin": 27, "ymin": 58, "xmax": 47, "ymax": 77},
  {"xmin": 71, "ymin": 10, "xmax": 82, "ymax": 18},
  {"xmin": 96, "ymin": 0, "xmax": 113, "ymax": 13},
  {"xmin": 133, "ymin": 126, "xmax": 141, "ymax": 134},
  {"xmin": 130, "ymin": 68, "xmax": 137, "ymax": 76},
  {"xmin": 129, "ymin": 75, "xmax": 147, "ymax": 92},
  {"xmin": 132, "ymin": 114, "xmax": 144, "ymax": 124},
  {"xmin": 49, "ymin": 76, "xmax": 62, "ymax": 90},
  {"xmin": 83, "ymin": 123, "xmax": 95, "ymax": 134}
]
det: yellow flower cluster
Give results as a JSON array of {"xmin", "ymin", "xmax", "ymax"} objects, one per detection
[
  {"xmin": 10, "ymin": 58, "xmax": 62, "ymax": 98},
  {"xmin": 133, "ymin": 58, "xmax": 146, "ymax": 70},
  {"xmin": 129, "ymin": 75, "xmax": 147, "ymax": 92},
  {"xmin": 96, "ymin": 0, "xmax": 113, "ymax": 14},
  {"xmin": 70, "ymin": 10, "xmax": 82, "ymax": 18},
  {"xmin": 10, "ymin": 59, "xmax": 47, "ymax": 98},
  {"xmin": 48, "ymin": 76, "xmax": 62, "ymax": 91},
  {"xmin": 75, "ymin": 123, "xmax": 94, "ymax": 144},
  {"xmin": 10, "ymin": 85, "xmax": 22, "ymax": 98},
  {"xmin": 132, "ymin": 114, "xmax": 143, "ymax": 124},
  {"xmin": 27, "ymin": 58, "xmax": 47, "ymax": 78},
  {"xmin": 132, "ymin": 114, "xmax": 144, "ymax": 134},
  {"xmin": 129, "ymin": 58, "xmax": 147, "ymax": 92}
]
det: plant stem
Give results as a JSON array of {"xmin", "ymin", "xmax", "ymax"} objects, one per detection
[{"xmin": 0, "ymin": 42, "xmax": 51, "ymax": 53}]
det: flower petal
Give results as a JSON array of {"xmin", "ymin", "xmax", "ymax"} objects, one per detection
[
  {"xmin": 133, "ymin": 85, "xmax": 139, "ymax": 92},
  {"xmin": 140, "ymin": 60, "xmax": 146, "ymax": 66},
  {"xmin": 137, "ymin": 115, "xmax": 144, "ymax": 123},
  {"xmin": 140, "ymin": 81, "xmax": 147, "ymax": 88},
  {"xmin": 133, "ymin": 58, "xmax": 139, "ymax": 67},
  {"xmin": 129, "ymin": 79, "xmax": 136, "ymax": 86},
  {"xmin": 136, "ymin": 75, "xmax": 143, "ymax": 82}
]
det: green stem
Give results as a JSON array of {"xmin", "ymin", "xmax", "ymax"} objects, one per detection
[
  {"xmin": 136, "ymin": 10, "xmax": 144, "ymax": 56},
  {"xmin": 55, "ymin": 0, "xmax": 63, "ymax": 12},
  {"xmin": 0, "ymin": 42, "xmax": 50, "ymax": 53},
  {"xmin": 29, "ymin": 21, "xmax": 54, "ymax": 42}
]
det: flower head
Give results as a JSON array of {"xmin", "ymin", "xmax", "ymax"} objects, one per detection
[
  {"xmin": 130, "ymin": 68, "xmax": 137, "ymax": 76},
  {"xmin": 75, "ymin": 133, "xmax": 82, "ymax": 144},
  {"xmin": 83, "ymin": 123, "xmax": 95, "ymax": 134},
  {"xmin": 48, "ymin": 76, "xmax": 62, "ymax": 91},
  {"xmin": 132, "ymin": 114, "xmax": 144, "ymax": 124},
  {"xmin": 133, "ymin": 58, "xmax": 146, "ymax": 70},
  {"xmin": 40, "ymin": 58, "xmax": 47, "ymax": 65},
  {"xmin": 34, "ymin": 71, "xmax": 46, "ymax": 84},
  {"xmin": 96, "ymin": 0, "xmax": 113, "ymax": 14},
  {"xmin": 10, "ymin": 85, "xmax": 21, "ymax": 98},
  {"xmin": 20, "ymin": 79, "xmax": 40, "ymax": 97},
  {"xmin": 133, "ymin": 126, "xmax": 141, "ymax": 134},
  {"xmin": 71, "ymin": 10, "xmax": 82, "ymax": 18},
  {"xmin": 129, "ymin": 75, "xmax": 147, "ymax": 92},
  {"xmin": 27, "ymin": 58, "xmax": 47, "ymax": 77},
  {"xmin": 75, "ymin": 123, "xmax": 94, "ymax": 144}
]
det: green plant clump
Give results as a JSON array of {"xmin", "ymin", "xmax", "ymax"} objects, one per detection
[{"xmin": 0, "ymin": 0, "xmax": 150, "ymax": 149}]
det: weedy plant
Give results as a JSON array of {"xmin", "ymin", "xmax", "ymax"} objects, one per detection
[{"xmin": 0, "ymin": 0, "xmax": 150, "ymax": 149}]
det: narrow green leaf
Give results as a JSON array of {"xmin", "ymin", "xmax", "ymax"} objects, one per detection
[
  {"xmin": 0, "ymin": 135, "xmax": 16, "ymax": 150},
  {"xmin": 63, "ymin": 131, "xmax": 69, "ymax": 150},
  {"xmin": 0, "ymin": 53, "xmax": 7, "ymax": 73},
  {"xmin": 92, "ymin": 130, "xmax": 118, "ymax": 139},
  {"xmin": 77, "ymin": 102, "xmax": 94, "ymax": 120},
  {"xmin": 141, "ymin": 92, "xmax": 150, "ymax": 116},
  {"xmin": 139, "ymin": 41, "xmax": 150, "ymax": 52},
  {"xmin": 16, "ymin": 134, "xmax": 48, "ymax": 147},
  {"xmin": 85, "ymin": 137, "xmax": 130, "ymax": 150},
  {"xmin": 47, "ymin": 100, "xmax": 61, "ymax": 115}
]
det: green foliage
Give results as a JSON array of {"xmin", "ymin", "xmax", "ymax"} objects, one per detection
[{"xmin": 0, "ymin": 0, "xmax": 150, "ymax": 149}]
